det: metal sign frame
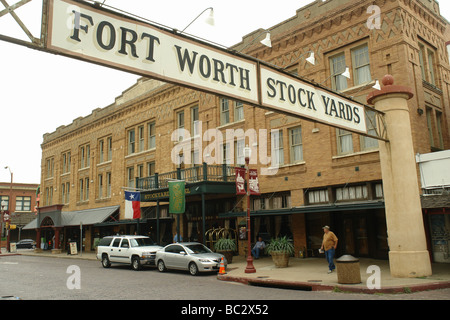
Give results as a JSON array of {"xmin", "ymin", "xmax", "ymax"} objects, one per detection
[{"xmin": 0, "ymin": 0, "xmax": 388, "ymax": 141}]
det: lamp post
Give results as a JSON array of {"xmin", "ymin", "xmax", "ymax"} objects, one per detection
[
  {"xmin": 5, "ymin": 166, "xmax": 13, "ymax": 252},
  {"xmin": 1, "ymin": 200, "xmax": 7, "ymax": 251},
  {"xmin": 244, "ymin": 146, "xmax": 256, "ymax": 273}
]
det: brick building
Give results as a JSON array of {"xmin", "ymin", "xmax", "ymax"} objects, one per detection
[
  {"xmin": 27, "ymin": 0, "xmax": 449, "ymax": 260},
  {"xmin": 0, "ymin": 182, "xmax": 39, "ymax": 245}
]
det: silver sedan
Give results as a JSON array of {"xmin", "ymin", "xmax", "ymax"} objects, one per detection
[{"xmin": 155, "ymin": 242, "xmax": 227, "ymax": 276}]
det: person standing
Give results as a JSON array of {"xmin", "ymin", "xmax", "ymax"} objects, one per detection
[{"xmin": 320, "ymin": 226, "xmax": 338, "ymax": 273}]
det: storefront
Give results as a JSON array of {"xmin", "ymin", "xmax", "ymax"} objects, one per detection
[
  {"xmin": 23, "ymin": 204, "xmax": 120, "ymax": 253},
  {"xmin": 422, "ymin": 194, "xmax": 450, "ymax": 263}
]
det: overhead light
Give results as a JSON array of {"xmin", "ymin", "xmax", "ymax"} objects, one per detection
[
  {"xmin": 341, "ymin": 67, "xmax": 351, "ymax": 79},
  {"xmin": 180, "ymin": 7, "xmax": 215, "ymax": 34},
  {"xmin": 305, "ymin": 52, "xmax": 315, "ymax": 65},
  {"xmin": 260, "ymin": 33, "xmax": 272, "ymax": 48},
  {"xmin": 372, "ymin": 80, "xmax": 381, "ymax": 90},
  {"xmin": 204, "ymin": 8, "xmax": 215, "ymax": 26}
]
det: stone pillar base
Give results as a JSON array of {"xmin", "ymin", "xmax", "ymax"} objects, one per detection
[
  {"xmin": 389, "ymin": 250, "xmax": 432, "ymax": 278},
  {"xmin": 51, "ymin": 249, "xmax": 62, "ymax": 254},
  {"xmin": 34, "ymin": 248, "xmax": 43, "ymax": 253}
]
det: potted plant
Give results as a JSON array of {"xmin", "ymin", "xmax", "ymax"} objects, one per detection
[
  {"xmin": 265, "ymin": 236, "xmax": 295, "ymax": 268},
  {"xmin": 214, "ymin": 238, "xmax": 237, "ymax": 264}
]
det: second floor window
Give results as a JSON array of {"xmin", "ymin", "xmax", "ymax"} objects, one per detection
[
  {"xmin": 128, "ymin": 129, "xmax": 135, "ymax": 154},
  {"xmin": 352, "ymin": 45, "xmax": 371, "ymax": 86}
]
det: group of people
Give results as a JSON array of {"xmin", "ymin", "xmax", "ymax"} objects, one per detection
[{"xmin": 251, "ymin": 225, "xmax": 339, "ymax": 274}]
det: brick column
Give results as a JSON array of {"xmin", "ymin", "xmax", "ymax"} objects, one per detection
[{"xmin": 367, "ymin": 75, "xmax": 432, "ymax": 278}]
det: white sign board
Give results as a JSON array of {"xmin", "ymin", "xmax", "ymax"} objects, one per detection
[
  {"xmin": 260, "ymin": 67, "xmax": 367, "ymax": 133},
  {"xmin": 47, "ymin": 0, "xmax": 259, "ymax": 105},
  {"xmin": 46, "ymin": 0, "xmax": 370, "ymax": 135}
]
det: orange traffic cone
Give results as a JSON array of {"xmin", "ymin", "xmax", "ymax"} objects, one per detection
[{"xmin": 218, "ymin": 257, "xmax": 226, "ymax": 275}]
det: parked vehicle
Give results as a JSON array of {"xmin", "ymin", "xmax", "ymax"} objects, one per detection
[
  {"xmin": 15, "ymin": 239, "xmax": 36, "ymax": 249},
  {"xmin": 96, "ymin": 235, "xmax": 163, "ymax": 271},
  {"xmin": 155, "ymin": 242, "xmax": 227, "ymax": 276}
]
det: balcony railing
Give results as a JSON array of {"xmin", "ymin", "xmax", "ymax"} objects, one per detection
[{"xmin": 136, "ymin": 163, "xmax": 239, "ymax": 191}]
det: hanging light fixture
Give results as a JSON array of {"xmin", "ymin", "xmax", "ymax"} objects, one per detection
[
  {"xmin": 305, "ymin": 52, "xmax": 315, "ymax": 65},
  {"xmin": 180, "ymin": 7, "xmax": 215, "ymax": 34},
  {"xmin": 260, "ymin": 32, "xmax": 272, "ymax": 48},
  {"xmin": 372, "ymin": 80, "xmax": 381, "ymax": 90},
  {"xmin": 341, "ymin": 67, "xmax": 351, "ymax": 79}
]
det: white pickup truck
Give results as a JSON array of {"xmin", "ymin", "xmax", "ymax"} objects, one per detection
[{"xmin": 96, "ymin": 235, "xmax": 163, "ymax": 271}]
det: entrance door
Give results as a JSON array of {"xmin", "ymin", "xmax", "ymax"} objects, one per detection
[{"xmin": 340, "ymin": 215, "xmax": 369, "ymax": 257}]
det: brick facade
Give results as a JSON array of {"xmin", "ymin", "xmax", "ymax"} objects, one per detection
[{"xmin": 39, "ymin": 0, "xmax": 449, "ymax": 257}]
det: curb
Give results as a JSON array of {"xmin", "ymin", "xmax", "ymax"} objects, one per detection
[{"xmin": 217, "ymin": 274, "xmax": 450, "ymax": 294}]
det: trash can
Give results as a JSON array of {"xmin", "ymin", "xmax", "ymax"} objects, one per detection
[{"xmin": 336, "ymin": 255, "xmax": 361, "ymax": 284}]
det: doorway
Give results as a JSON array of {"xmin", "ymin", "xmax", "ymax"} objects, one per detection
[{"xmin": 340, "ymin": 215, "xmax": 369, "ymax": 257}]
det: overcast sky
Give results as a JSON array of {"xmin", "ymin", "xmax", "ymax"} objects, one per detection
[{"xmin": 0, "ymin": 0, "xmax": 449, "ymax": 184}]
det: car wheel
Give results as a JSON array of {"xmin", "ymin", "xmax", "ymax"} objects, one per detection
[
  {"xmin": 102, "ymin": 254, "xmax": 111, "ymax": 268},
  {"xmin": 189, "ymin": 262, "xmax": 199, "ymax": 276},
  {"xmin": 131, "ymin": 256, "xmax": 142, "ymax": 271},
  {"xmin": 157, "ymin": 259, "xmax": 166, "ymax": 272}
]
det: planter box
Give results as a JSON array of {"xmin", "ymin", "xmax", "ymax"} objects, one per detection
[{"xmin": 271, "ymin": 252, "xmax": 290, "ymax": 268}]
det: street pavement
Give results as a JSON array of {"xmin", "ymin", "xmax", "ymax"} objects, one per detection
[{"xmin": 8, "ymin": 248, "xmax": 450, "ymax": 296}]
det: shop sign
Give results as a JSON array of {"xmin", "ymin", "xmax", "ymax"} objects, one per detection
[{"xmin": 45, "ymin": 0, "xmax": 370, "ymax": 135}]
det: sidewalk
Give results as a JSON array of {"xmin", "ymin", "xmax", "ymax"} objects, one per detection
[
  {"xmin": 217, "ymin": 255, "xmax": 450, "ymax": 294},
  {"xmin": 4, "ymin": 250, "xmax": 450, "ymax": 294}
]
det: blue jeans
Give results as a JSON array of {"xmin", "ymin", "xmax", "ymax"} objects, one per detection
[
  {"xmin": 252, "ymin": 247, "xmax": 261, "ymax": 259},
  {"xmin": 325, "ymin": 247, "xmax": 336, "ymax": 271}
]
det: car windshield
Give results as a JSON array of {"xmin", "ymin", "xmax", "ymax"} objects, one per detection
[
  {"xmin": 185, "ymin": 244, "xmax": 212, "ymax": 254},
  {"xmin": 130, "ymin": 237, "xmax": 155, "ymax": 247}
]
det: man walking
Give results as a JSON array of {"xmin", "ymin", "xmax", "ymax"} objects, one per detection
[{"xmin": 320, "ymin": 226, "xmax": 338, "ymax": 273}]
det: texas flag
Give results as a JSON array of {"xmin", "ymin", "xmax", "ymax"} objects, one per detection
[{"xmin": 125, "ymin": 191, "xmax": 141, "ymax": 219}]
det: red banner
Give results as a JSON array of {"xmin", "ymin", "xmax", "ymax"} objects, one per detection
[
  {"xmin": 235, "ymin": 168, "xmax": 246, "ymax": 195},
  {"xmin": 249, "ymin": 169, "xmax": 261, "ymax": 195}
]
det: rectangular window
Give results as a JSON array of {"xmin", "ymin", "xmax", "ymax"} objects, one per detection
[
  {"xmin": 148, "ymin": 122, "xmax": 156, "ymax": 149},
  {"xmin": 426, "ymin": 107, "xmax": 434, "ymax": 148},
  {"xmin": 62, "ymin": 151, "xmax": 71, "ymax": 174},
  {"xmin": 138, "ymin": 125, "xmax": 145, "ymax": 152},
  {"xmin": 419, "ymin": 43, "xmax": 426, "ymax": 80},
  {"xmin": 352, "ymin": 45, "xmax": 371, "ymax": 85},
  {"xmin": 106, "ymin": 172, "xmax": 111, "ymax": 198},
  {"xmin": 308, "ymin": 189, "xmax": 329, "ymax": 204},
  {"xmin": 336, "ymin": 185, "xmax": 368, "ymax": 201},
  {"xmin": 361, "ymin": 110, "xmax": 378, "ymax": 150},
  {"xmin": 147, "ymin": 161, "xmax": 156, "ymax": 176},
  {"xmin": 220, "ymin": 98, "xmax": 230, "ymax": 125},
  {"xmin": 330, "ymin": 53, "xmax": 348, "ymax": 91},
  {"xmin": 15, "ymin": 196, "xmax": 31, "ymax": 211},
  {"xmin": 337, "ymin": 129, "xmax": 353, "ymax": 155},
  {"xmin": 98, "ymin": 174, "xmax": 103, "ymax": 199},
  {"xmin": 177, "ymin": 111, "xmax": 185, "ymax": 141},
  {"xmin": 127, "ymin": 167, "xmax": 135, "ymax": 188},
  {"xmin": 191, "ymin": 106, "xmax": 200, "ymax": 136},
  {"xmin": 235, "ymin": 139, "xmax": 245, "ymax": 166},
  {"xmin": 234, "ymin": 101, "xmax": 244, "ymax": 122},
  {"xmin": 436, "ymin": 111, "xmax": 444, "ymax": 149},
  {"xmin": 0, "ymin": 196, "xmax": 9, "ymax": 210},
  {"xmin": 107, "ymin": 137, "xmax": 112, "ymax": 161},
  {"xmin": 61, "ymin": 183, "xmax": 66, "ymax": 204},
  {"xmin": 427, "ymin": 49, "xmax": 436, "ymax": 85},
  {"xmin": 66, "ymin": 182, "xmax": 70, "ymax": 203},
  {"xmin": 271, "ymin": 130, "xmax": 284, "ymax": 166},
  {"xmin": 85, "ymin": 177, "xmax": 90, "ymax": 200},
  {"xmin": 289, "ymin": 127, "xmax": 303, "ymax": 164},
  {"xmin": 128, "ymin": 129, "xmax": 135, "ymax": 154},
  {"xmin": 99, "ymin": 139, "xmax": 104, "ymax": 163},
  {"xmin": 46, "ymin": 158, "xmax": 54, "ymax": 178}
]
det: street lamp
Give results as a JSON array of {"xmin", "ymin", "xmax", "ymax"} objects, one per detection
[
  {"xmin": 244, "ymin": 146, "xmax": 256, "ymax": 273},
  {"xmin": 4, "ymin": 166, "xmax": 13, "ymax": 252}
]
